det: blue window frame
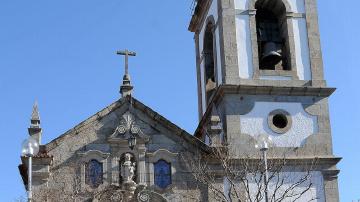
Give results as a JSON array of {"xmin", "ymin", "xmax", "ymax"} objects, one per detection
[
  {"xmin": 85, "ymin": 159, "xmax": 103, "ymax": 188},
  {"xmin": 154, "ymin": 160, "xmax": 171, "ymax": 189}
]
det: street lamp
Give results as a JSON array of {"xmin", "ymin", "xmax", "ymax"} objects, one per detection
[
  {"xmin": 255, "ymin": 134, "xmax": 273, "ymax": 202},
  {"xmin": 128, "ymin": 134, "xmax": 136, "ymax": 150},
  {"xmin": 21, "ymin": 136, "xmax": 39, "ymax": 202}
]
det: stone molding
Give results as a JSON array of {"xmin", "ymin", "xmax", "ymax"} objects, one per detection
[
  {"xmin": 78, "ymin": 150, "xmax": 111, "ymax": 161},
  {"xmin": 146, "ymin": 149, "xmax": 178, "ymax": 190},
  {"xmin": 205, "ymin": 156, "xmax": 341, "ymax": 168},
  {"xmin": 322, "ymin": 169, "xmax": 340, "ymax": 181},
  {"xmin": 77, "ymin": 150, "xmax": 111, "ymax": 192},
  {"xmin": 248, "ymin": 0, "xmax": 293, "ymax": 12},
  {"xmin": 267, "ymin": 109, "xmax": 293, "ymax": 134},
  {"xmin": 146, "ymin": 149, "xmax": 178, "ymax": 163},
  {"xmin": 215, "ymin": 85, "xmax": 335, "ymax": 98},
  {"xmin": 189, "ymin": 0, "xmax": 214, "ymax": 32}
]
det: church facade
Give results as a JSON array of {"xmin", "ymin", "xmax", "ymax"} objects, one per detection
[{"xmin": 19, "ymin": 0, "xmax": 341, "ymax": 201}]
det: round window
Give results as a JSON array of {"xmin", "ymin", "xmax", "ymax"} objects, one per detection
[
  {"xmin": 272, "ymin": 114, "xmax": 288, "ymax": 129},
  {"xmin": 268, "ymin": 110, "xmax": 292, "ymax": 134}
]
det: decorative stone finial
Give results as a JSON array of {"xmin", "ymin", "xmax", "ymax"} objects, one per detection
[
  {"xmin": 117, "ymin": 50, "xmax": 136, "ymax": 97},
  {"xmin": 31, "ymin": 101, "xmax": 40, "ymax": 123},
  {"xmin": 29, "ymin": 101, "xmax": 42, "ymax": 144}
]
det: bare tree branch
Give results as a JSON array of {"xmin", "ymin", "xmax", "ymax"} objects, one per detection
[{"xmin": 181, "ymin": 146, "xmax": 318, "ymax": 202}]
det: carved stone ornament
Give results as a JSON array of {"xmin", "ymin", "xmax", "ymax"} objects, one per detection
[
  {"xmin": 110, "ymin": 190, "xmax": 124, "ymax": 201},
  {"xmin": 92, "ymin": 185, "xmax": 168, "ymax": 202},
  {"xmin": 108, "ymin": 111, "xmax": 149, "ymax": 142},
  {"xmin": 135, "ymin": 185, "xmax": 168, "ymax": 202},
  {"xmin": 93, "ymin": 185, "xmax": 124, "ymax": 202}
]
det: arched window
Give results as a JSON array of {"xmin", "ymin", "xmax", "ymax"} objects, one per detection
[
  {"xmin": 203, "ymin": 22, "xmax": 216, "ymax": 104},
  {"xmin": 85, "ymin": 159, "xmax": 103, "ymax": 188},
  {"xmin": 255, "ymin": 0, "xmax": 290, "ymax": 70},
  {"xmin": 154, "ymin": 160, "xmax": 171, "ymax": 189}
]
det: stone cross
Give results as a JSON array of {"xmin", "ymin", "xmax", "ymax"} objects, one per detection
[
  {"xmin": 117, "ymin": 50, "xmax": 136, "ymax": 97},
  {"xmin": 117, "ymin": 50, "xmax": 136, "ymax": 76}
]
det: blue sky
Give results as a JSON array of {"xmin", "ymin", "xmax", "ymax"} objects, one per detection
[{"xmin": 0, "ymin": 0, "xmax": 358, "ymax": 201}]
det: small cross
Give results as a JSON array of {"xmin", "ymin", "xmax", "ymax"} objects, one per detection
[{"xmin": 117, "ymin": 50, "xmax": 136, "ymax": 75}]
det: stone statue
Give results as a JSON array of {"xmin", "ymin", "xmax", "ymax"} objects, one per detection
[
  {"xmin": 121, "ymin": 153, "xmax": 137, "ymax": 200},
  {"xmin": 121, "ymin": 153, "xmax": 136, "ymax": 184}
]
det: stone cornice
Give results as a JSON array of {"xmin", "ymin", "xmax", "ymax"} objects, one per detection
[
  {"xmin": 189, "ymin": 0, "xmax": 211, "ymax": 32},
  {"xmin": 77, "ymin": 150, "xmax": 111, "ymax": 159},
  {"xmin": 215, "ymin": 85, "xmax": 336, "ymax": 98},
  {"xmin": 203, "ymin": 156, "xmax": 341, "ymax": 174}
]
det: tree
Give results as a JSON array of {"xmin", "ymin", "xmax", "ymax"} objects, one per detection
[{"xmin": 181, "ymin": 146, "xmax": 319, "ymax": 202}]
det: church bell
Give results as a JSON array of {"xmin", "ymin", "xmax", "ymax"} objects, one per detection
[{"xmin": 261, "ymin": 41, "xmax": 282, "ymax": 67}]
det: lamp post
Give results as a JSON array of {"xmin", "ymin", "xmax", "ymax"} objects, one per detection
[
  {"xmin": 21, "ymin": 137, "xmax": 39, "ymax": 202},
  {"xmin": 128, "ymin": 134, "xmax": 136, "ymax": 150},
  {"xmin": 255, "ymin": 134, "xmax": 273, "ymax": 202}
]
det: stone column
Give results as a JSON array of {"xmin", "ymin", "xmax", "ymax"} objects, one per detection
[
  {"xmin": 323, "ymin": 170, "xmax": 340, "ymax": 202},
  {"xmin": 137, "ymin": 145, "xmax": 147, "ymax": 186}
]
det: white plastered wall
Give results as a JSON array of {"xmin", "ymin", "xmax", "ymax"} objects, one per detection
[
  {"xmin": 235, "ymin": 0, "xmax": 253, "ymax": 79},
  {"xmin": 240, "ymin": 102, "xmax": 318, "ymax": 147},
  {"xmin": 248, "ymin": 171, "xmax": 325, "ymax": 201},
  {"xmin": 198, "ymin": 0, "xmax": 221, "ymax": 114},
  {"xmin": 293, "ymin": 17, "xmax": 311, "ymax": 80},
  {"xmin": 234, "ymin": 0, "xmax": 311, "ymax": 80},
  {"xmin": 235, "ymin": 13, "xmax": 254, "ymax": 79}
]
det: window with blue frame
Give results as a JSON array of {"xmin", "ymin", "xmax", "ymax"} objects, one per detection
[
  {"xmin": 85, "ymin": 159, "xmax": 103, "ymax": 188},
  {"xmin": 154, "ymin": 160, "xmax": 171, "ymax": 189}
]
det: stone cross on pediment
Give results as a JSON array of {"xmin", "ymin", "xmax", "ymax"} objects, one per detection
[
  {"xmin": 117, "ymin": 50, "xmax": 136, "ymax": 76},
  {"xmin": 117, "ymin": 50, "xmax": 136, "ymax": 97},
  {"xmin": 108, "ymin": 111, "xmax": 149, "ymax": 143}
]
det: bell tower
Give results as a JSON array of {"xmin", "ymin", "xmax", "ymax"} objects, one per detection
[
  {"xmin": 190, "ymin": 0, "xmax": 340, "ymax": 201},
  {"xmin": 190, "ymin": 0, "xmax": 328, "ymax": 116}
]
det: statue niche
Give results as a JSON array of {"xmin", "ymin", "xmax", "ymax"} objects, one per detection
[
  {"xmin": 120, "ymin": 153, "xmax": 137, "ymax": 184},
  {"xmin": 119, "ymin": 152, "xmax": 137, "ymax": 201}
]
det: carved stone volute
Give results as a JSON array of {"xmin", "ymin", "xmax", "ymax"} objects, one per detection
[{"xmin": 108, "ymin": 111, "xmax": 150, "ymax": 144}]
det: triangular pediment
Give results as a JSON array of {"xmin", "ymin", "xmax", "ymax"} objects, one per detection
[{"xmin": 45, "ymin": 96, "xmax": 209, "ymax": 153}]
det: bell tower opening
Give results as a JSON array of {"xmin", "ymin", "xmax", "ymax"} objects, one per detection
[
  {"xmin": 255, "ymin": 0, "xmax": 290, "ymax": 70},
  {"xmin": 203, "ymin": 22, "xmax": 216, "ymax": 104}
]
